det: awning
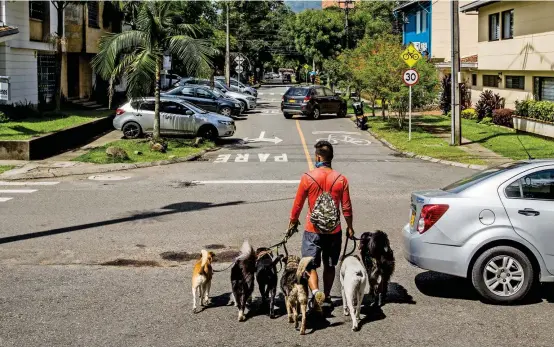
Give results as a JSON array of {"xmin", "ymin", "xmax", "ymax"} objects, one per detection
[{"xmin": 460, "ymin": 1, "xmax": 500, "ymax": 13}]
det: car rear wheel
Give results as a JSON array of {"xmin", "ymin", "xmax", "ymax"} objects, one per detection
[
  {"xmin": 283, "ymin": 113, "xmax": 292, "ymax": 119},
  {"xmin": 219, "ymin": 106, "xmax": 232, "ymax": 117},
  {"xmin": 239, "ymin": 101, "xmax": 246, "ymax": 114},
  {"xmin": 310, "ymin": 107, "xmax": 321, "ymax": 120},
  {"xmin": 471, "ymin": 246, "xmax": 534, "ymax": 304},
  {"xmin": 197, "ymin": 125, "xmax": 218, "ymax": 141},
  {"xmin": 122, "ymin": 122, "xmax": 142, "ymax": 139},
  {"xmin": 338, "ymin": 106, "xmax": 347, "ymax": 118}
]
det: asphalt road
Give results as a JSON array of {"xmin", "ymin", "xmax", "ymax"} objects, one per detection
[{"xmin": 1, "ymin": 86, "xmax": 553, "ymax": 347}]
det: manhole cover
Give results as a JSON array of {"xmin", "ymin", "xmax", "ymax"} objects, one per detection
[{"xmin": 88, "ymin": 174, "xmax": 131, "ymax": 181}]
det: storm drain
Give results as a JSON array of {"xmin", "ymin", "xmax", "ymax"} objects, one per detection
[
  {"xmin": 160, "ymin": 251, "xmax": 200, "ymax": 262},
  {"xmin": 101, "ymin": 259, "xmax": 160, "ymax": 267}
]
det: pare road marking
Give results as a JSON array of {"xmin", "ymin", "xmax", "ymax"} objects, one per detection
[{"xmin": 214, "ymin": 153, "xmax": 288, "ymax": 163}]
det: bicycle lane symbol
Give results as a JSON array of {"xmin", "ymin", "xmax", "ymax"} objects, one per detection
[{"xmin": 313, "ymin": 132, "xmax": 371, "ymax": 146}]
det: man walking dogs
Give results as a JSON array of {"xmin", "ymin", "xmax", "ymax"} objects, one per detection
[{"xmin": 289, "ymin": 140, "xmax": 354, "ymax": 314}]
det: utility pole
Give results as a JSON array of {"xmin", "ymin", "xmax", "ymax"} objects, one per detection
[
  {"xmin": 450, "ymin": 0, "xmax": 462, "ymax": 146},
  {"xmin": 225, "ymin": 1, "xmax": 230, "ymax": 88}
]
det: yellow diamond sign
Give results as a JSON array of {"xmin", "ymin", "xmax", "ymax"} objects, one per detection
[{"xmin": 401, "ymin": 43, "xmax": 422, "ymax": 68}]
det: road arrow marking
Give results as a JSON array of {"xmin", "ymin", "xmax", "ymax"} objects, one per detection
[
  {"xmin": 312, "ymin": 131, "xmax": 359, "ymax": 135},
  {"xmin": 243, "ymin": 131, "xmax": 283, "ymax": 144}
]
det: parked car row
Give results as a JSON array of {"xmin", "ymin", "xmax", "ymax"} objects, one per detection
[{"xmin": 113, "ymin": 77, "xmax": 259, "ymax": 140}]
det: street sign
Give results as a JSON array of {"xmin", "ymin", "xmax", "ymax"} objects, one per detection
[
  {"xmin": 400, "ymin": 43, "xmax": 422, "ymax": 68},
  {"xmin": 403, "ymin": 69, "xmax": 419, "ymax": 86},
  {"xmin": 235, "ymin": 65, "xmax": 243, "ymax": 73},
  {"xmin": 303, "ymin": 64, "xmax": 310, "ymax": 70},
  {"xmin": 0, "ymin": 82, "xmax": 9, "ymax": 101},
  {"xmin": 234, "ymin": 56, "xmax": 245, "ymax": 64},
  {"xmin": 256, "ymin": 67, "xmax": 260, "ymax": 72}
]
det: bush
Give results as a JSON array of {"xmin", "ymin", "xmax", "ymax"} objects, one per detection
[
  {"xmin": 480, "ymin": 116, "xmax": 493, "ymax": 125},
  {"xmin": 439, "ymin": 75, "xmax": 471, "ymax": 114},
  {"xmin": 475, "ymin": 90, "xmax": 505, "ymax": 119},
  {"xmin": 492, "ymin": 108, "xmax": 514, "ymax": 128},
  {"xmin": 0, "ymin": 111, "xmax": 9, "ymax": 123},
  {"xmin": 0, "ymin": 100, "xmax": 40, "ymax": 121},
  {"xmin": 514, "ymin": 99, "xmax": 531, "ymax": 117},
  {"xmin": 461, "ymin": 108, "xmax": 478, "ymax": 120},
  {"xmin": 528, "ymin": 100, "xmax": 554, "ymax": 122}
]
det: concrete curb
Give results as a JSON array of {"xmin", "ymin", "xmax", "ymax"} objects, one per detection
[
  {"xmin": 0, "ymin": 148, "xmax": 217, "ymax": 181},
  {"xmin": 350, "ymin": 117, "xmax": 488, "ymax": 171}
]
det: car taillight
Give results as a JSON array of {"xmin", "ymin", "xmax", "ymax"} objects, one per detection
[
  {"xmin": 417, "ymin": 204, "xmax": 449, "ymax": 234},
  {"xmin": 303, "ymin": 96, "xmax": 311, "ymax": 102},
  {"xmin": 115, "ymin": 108, "xmax": 125, "ymax": 116}
]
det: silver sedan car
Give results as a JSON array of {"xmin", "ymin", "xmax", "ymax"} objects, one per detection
[
  {"xmin": 113, "ymin": 97, "xmax": 235, "ymax": 140},
  {"xmin": 403, "ymin": 160, "xmax": 554, "ymax": 303}
]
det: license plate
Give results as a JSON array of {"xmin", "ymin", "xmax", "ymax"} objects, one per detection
[
  {"xmin": 410, "ymin": 210, "xmax": 416, "ymax": 227},
  {"xmin": 289, "ymin": 99, "xmax": 295, "ymax": 103}
]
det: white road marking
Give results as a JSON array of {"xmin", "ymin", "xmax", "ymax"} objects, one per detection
[
  {"xmin": 213, "ymin": 154, "xmax": 289, "ymax": 163},
  {"xmin": 0, "ymin": 189, "xmax": 37, "ymax": 193},
  {"xmin": 243, "ymin": 131, "xmax": 283, "ymax": 144},
  {"xmin": 270, "ymin": 93, "xmax": 275, "ymax": 95},
  {"xmin": 0, "ymin": 181, "xmax": 60, "ymax": 186},
  {"xmin": 88, "ymin": 175, "xmax": 131, "ymax": 181},
  {"xmin": 312, "ymin": 131, "xmax": 359, "ymax": 135},
  {"xmin": 258, "ymin": 153, "xmax": 270, "ymax": 162},
  {"xmin": 0, "ymin": 197, "xmax": 13, "ymax": 202},
  {"xmin": 193, "ymin": 180, "xmax": 300, "ymax": 185},
  {"xmin": 235, "ymin": 154, "xmax": 249, "ymax": 162},
  {"xmin": 315, "ymin": 134, "xmax": 371, "ymax": 146},
  {"xmin": 214, "ymin": 154, "xmax": 231, "ymax": 163}
]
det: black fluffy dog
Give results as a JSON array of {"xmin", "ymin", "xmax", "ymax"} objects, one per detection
[
  {"xmin": 359, "ymin": 230, "xmax": 395, "ymax": 307},
  {"xmin": 255, "ymin": 247, "xmax": 284, "ymax": 318},
  {"xmin": 230, "ymin": 240, "xmax": 256, "ymax": 321}
]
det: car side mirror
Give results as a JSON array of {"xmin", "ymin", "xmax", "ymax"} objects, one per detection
[{"xmin": 185, "ymin": 110, "xmax": 194, "ymax": 116}]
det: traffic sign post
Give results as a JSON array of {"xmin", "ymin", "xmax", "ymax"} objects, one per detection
[{"xmin": 403, "ymin": 69, "xmax": 420, "ymax": 141}]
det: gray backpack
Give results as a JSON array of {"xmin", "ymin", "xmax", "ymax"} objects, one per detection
[{"xmin": 306, "ymin": 173, "xmax": 342, "ymax": 234}]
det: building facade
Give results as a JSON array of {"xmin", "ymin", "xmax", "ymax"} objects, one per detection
[{"xmin": 461, "ymin": 0, "xmax": 554, "ymax": 108}]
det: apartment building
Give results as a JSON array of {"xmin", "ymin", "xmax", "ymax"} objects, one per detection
[
  {"xmin": 394, "ymin": 0, "xmax": 478, "ymax": 79},
  {"xmin": 461, "ymin": 1, "xmax": 554, "ymax": 108}
]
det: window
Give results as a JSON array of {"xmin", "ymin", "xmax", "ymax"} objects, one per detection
[
  {"xmin": 533, "ymin": 77, "xmax": 554, "ymax": 102},
  {"xmin": 196, "ymin": 88, "xmax": 215, "ymax": 99},
  {"xmin": 180, "ymin": 87, "xmax": 195, "ymax": 97},
  {"xmin": 421, "ymin": 10, "xmax": 427, "ymax": 33},
  {"xmin": 29, "ymin": 1, "xmax": 46, "ymax": 21},
  {"xmin": 323, "ymin": 88, "xmax": 335, "ymax": 96},
  {"xmin": 134, "ymin": 101, "xmax": 155, "ymax": 111},
  {"xmin": 286, "ymin": 88, "xmax": 309, "ymax": 97},
  {"xmin": 505, "ymin": 76, "xmax": 524, "ymax": 90},
  {"xmin": 88, "ymin": 2, "xmax": 99, "ymax": 28},
  {"xmin": 483, "ymin": 75, "xmax": 499, "ymax": 88},
  {"xmin": 489, "ymin": 13, "xmax": 500, "ymax": 41},
  {"xmin": 314, "ymin": 88, "xmax": 325, "ymax": 97},
  {"xmin": 37, "ymin": 53, "xmax": 56, "ymax": 105},
  {"xmin": 472, "ymin": 74, "xmax": 477, "ymax": 86},
  {"xmin": 506, "ymin": 170, "xmax": 554, "ymax": 201},
  {"xmin": 502, "ymin": 10, "xmax": 514, "ymax": 39},
  {"xmin": 161, "ymin": 101, "xmax": 186, "ymax": 115},
  {"xmin": 416, "ymin": 10, "xmax": 421, "ymax": 34}
]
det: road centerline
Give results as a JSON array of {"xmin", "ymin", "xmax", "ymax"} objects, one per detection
[{"xmin": 295, "ymin": 120, "xmax": 314, "ymax": 171}]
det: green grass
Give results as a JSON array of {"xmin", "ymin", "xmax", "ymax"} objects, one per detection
[
  {"xmin": 366, "ymin": 117, "xmax": 486, "ymax": 165},
  {"xmin": 73, "ymin": 139, "xmax": 214, "ymax": 164},
  {"xmin": 0, "ymin": 110, "xmax": 113, "ymax": 140},
  {"xmin": 415, "ymin": 116, "xmax": 554, "ymax": 160},
  {"xmin": 0, "ymin": 165, "xmax": 14, "ymax": 174}
]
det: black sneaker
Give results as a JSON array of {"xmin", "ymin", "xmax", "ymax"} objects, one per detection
[{"xmin": 322, "ymin": 297, "xmax": 334, "ymax": 309}]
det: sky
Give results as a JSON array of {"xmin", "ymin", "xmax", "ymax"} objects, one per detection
[{"xmin": 285, "ymin": 1, "xmax": 322, "ymax": 12}]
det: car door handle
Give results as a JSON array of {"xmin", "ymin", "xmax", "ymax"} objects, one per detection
[{"xmin": 518, "ymin": 208, "xmax": 540, "ymax": 217}]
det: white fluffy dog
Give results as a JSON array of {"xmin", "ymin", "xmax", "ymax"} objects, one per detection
[{"xmin": 340, "ymin": 256, "xmax": 370, "ymax": 331}]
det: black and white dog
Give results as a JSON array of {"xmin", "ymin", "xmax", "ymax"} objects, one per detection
[
  {"xmin": 255, "ymin": 247, "xmax": 283, "ymax": 318},
  {"xmin": 359, "ymin": 230, "xmax": 395, "ymax": 307},
  {"xmin": 230, "ymin": 240, "xmax": 256, "ymax": 321}
]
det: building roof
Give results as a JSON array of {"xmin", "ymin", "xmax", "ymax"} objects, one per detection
[
  {"xmin": 393, "ymin": 1, "xmax": 423, "ymax": 12},
  {"xmin": 0, "ymin": 25, "xmax": 19, "ymax": 38},
  {"xmin": 460, "ymin": 0, "xmax": 500, "ymax": 13},
  {"xmin": 461, "ymin": 54, "xmax": 478, "ymax": 63}
]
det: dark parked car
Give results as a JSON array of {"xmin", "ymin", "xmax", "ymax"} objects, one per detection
[
  {"xmin": 281, "ymin": 86, "xmax": 347, "ymax": 119},
  {"xmin": 162, "ymin": 85, "xmax": 242, "ymax": 117}
]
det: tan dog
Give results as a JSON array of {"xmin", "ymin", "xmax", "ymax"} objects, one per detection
[
  {"xmin": 279, "ymin": 256, "xmax": 313, "ymax": 335},
  {"xmin": 192, "ymin": 250, "xmax": 215, "ymax": 313}
]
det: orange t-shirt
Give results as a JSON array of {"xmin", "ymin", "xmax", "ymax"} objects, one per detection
[{"xmin": 290, "ymin": 167, "xmax": 352, "ymax": 234}]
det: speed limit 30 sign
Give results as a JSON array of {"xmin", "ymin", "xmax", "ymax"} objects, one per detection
[{"xmin": 403, "ymin": 69, "xmax": 419, "ymax": 86}]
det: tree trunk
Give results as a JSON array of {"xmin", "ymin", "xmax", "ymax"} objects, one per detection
[
  {"xmin": 371, "ymin": 98, "xmax": 376, "ymax": 117},
  {"xmin": 153, "ymin": 59, "xmax": 161, "ymax": 141},
  {"xmin": 54, "ymin": 5, "xmax": 64, "ymax": 112},
  {"xmin": 381, "ymin": 99, "xmax": 386, "ymax": 120}
]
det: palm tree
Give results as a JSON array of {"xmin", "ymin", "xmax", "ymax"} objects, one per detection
[{"xmin": 92, "ymin": 2, "xmax": 214, "ymax": 141}]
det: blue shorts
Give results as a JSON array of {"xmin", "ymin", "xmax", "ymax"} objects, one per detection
[{"xmin": 301, "ymin": 231, "xmax": 342, "ymax": 268}]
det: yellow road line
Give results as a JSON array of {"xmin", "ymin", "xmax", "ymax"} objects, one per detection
[{"xmin": 296, "ymin": 120, "xmax": 314, "ymax": 171}]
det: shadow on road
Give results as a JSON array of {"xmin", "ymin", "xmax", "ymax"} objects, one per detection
[
  {"xmin": 415, "ymin": 271, "xmax": 553, "ymax": 305},
  {"xmin": 0, "ymin": 200, "xmax": 245, "ymax": 245}
]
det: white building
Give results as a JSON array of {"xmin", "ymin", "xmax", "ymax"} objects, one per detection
[{"xmin": 0, "ymin": 1, "xmax": 60, "ymax": 105}]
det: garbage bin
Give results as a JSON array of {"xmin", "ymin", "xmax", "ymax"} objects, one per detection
[{"xmin": 352, "ymin": 101, "xmax": 364, "ymax": 116}]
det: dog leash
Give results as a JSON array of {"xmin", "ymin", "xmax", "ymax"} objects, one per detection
[{"xmin": 340, "ymin": 234, "xmax": 360, "ymax": 262}]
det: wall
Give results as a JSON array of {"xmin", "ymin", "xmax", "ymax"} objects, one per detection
[
  {"xmin": 6, "ymin": 1, "xmax": 55, "ymax": 52},
  {"xmin": 65, "ymin": 2, "xmax": 110, "ymax": 54},
  {"xmin": 469, "ymin": 70, "xmax": 554, "ymax": 108},
  {"xmin": 0, "ymin": 45, "xmax": 38, "ymax": 103},
  {"xmin": 79, "ymin": 55, "xmax": 92, "ymax": 98},
  {"xmin": 476, "ymin": 1, "xmax": 554, "ymax": 71},
  {"xmin": 432, "ymin": 0, "xmax": 478, "ymax": 61}
]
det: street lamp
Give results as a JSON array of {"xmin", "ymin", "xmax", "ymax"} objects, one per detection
[{"xmin": 338, "ymin": 0, "xmax": 354, "ymax": 49}]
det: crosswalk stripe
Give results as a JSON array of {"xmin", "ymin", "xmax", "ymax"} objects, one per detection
[
  {"xmin": 0, "ymin": 189, "xmax": 37, "ymax": 193},
  {"xmin": 0, "ymin": 197, "xmax": 13, "ymax": 202},
  {"xmin": 0, "ymin": 181, "xmax": 60, "ymax": 186}
]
